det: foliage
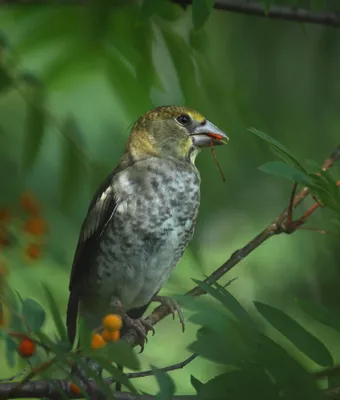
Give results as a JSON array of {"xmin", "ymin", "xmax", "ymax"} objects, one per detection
[
  {"xmin": 1, "ymin": 0, "xmax": 340, "ymax": 399},
  {"xmin": 3, "ymin": 273, "xmax": 340, "ymax": 398}
]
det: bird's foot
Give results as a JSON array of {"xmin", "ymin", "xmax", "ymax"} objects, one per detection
[
  {"xmin": 122, "ymin": 314, "xmax": 155, "ymax": 352},
  {"xmin": 152, "ymin": 295, "xmax": 185, "ymax": 332}
]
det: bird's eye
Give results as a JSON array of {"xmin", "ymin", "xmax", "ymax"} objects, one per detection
[{"xmin": 176, "ymin": 114, "xmax": 191, "ymax": 126}]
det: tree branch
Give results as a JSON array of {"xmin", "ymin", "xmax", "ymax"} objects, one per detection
[
  {"xmin": 0, "ymin": 1, "xmax": 340, "ymax": 29},
  {"xmin": 172, "ymin": 0, "xmax": 340, "ymax": 28},
  {"xmin": 0, "ymin": 379, "xmax": 196, "ymax": 400}
]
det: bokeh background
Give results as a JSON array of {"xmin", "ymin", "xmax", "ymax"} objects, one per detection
[{"xmin": 1, "ymin": 0, "xmax": 340, "ymax": 395}]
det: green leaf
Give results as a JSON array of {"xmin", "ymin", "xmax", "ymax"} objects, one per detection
[
  {"xmin": 0, "ymin": 65, "xmax": 12, "ymax": 93},
  {"xmin": 5, "ymin": 290, "xmax": 23, "ymax": 367},
  {"xmin": 60, "ymin": 116, "xmax": 85, "ymax": 212},
  {"xmin": 192, "ymin": 279, "xmax": 254, "ymax": 327},
  {"xmin": 197, "ymin": 367, "xmax": 280, "ymax": 400},
  {"xmin": 93, "ymin": 340, "xmax": 140, "ymax": 370},
  {"xmin": 296, "ymin": 299, "xmax": 340, "ymax": 337},
  {"xmin": 154, "ymin": 1, "xmax": 182, "ymax": 21},
  {"xmin": 42, "ymin": 283, "xmax": 68, "ymax": 343},
  {"xmin": 160, "ymin": 25, "xmax": 204, "ymax": 110},
  {"xmin": 70, "ymin": 354, "xmax": 114, "ymax": 399},
  {"xmin": 23, "ymin": 81, "xmax": 46, "ymax": 170},
  {"xmin": 258, "ymin": 161, "xmax": 313, "ymax": 185},
  {"xmin": 78, "ymin": 316, "xmax": 92, "ymax": 353},
  {"xmin": 192, "ymin": 0, "xmax": 214, "ymax": 31},
  {"xmin": 254, "ymin": 301, "xmax": 333, "ymax": 367},
  {"xmin": 190, "ymin": 375, "xmax": 203, "ymax": 393},
  {"xmin": 176, "ymin": 294, "xmax": 230, "ymax": 333},
  {"xmin": 22, "ymin": 298, "xmax": 46, "ymax": 332},
  {"xmin": 257, "ymin": 335, "xmax": 323, "ymax": 399},
  {"xmin": 249, "ymin": 128, "xmax": 307, "ymax": 173},
  {"xmin": 105, "ymin": 46, "xmax": 151, "ymax": 119},
  {"xmin": 140, "ymin": 0, "xmax": 161, "ymax": 20},
  {"xmin": 189, "ymin": 27, "xmax": 208, "ymax": 52},
  {"xmin": 95, "ymin": 358, "xmax": 137, "ymax": 393},
  {"xmin": 152, "ymin": 365, "xmax": 175, "ymax": 400},
  {"xmin": 189, "ymin": 325, "xmax": 253, "ymax": 367},
  {"xmin": 87, "ymin": 0, "xmax": 111, "ymax": 45}
]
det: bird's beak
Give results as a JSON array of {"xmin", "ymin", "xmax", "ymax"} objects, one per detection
[{"xmin": 190, "ymin": 120, "xmax": 229, "ymax": 148}]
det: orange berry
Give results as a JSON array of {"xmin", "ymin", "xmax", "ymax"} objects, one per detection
[
  {"xmin": 103, "ymin": 314, "xmax": 122, "ymax": 331},
  {"xmin": 70, "ymin": 382, "xmax": 81, "ymax": 394},
  {"xmin": 17, "ymin": 338, "xmax": 36, "ymax": 358},
  {"xmin": 20, "ymin": 192, "xmax": 40, "ymax": 215},
  {"xmin": 102, "ymin": 329, "xmax": 120, "ymax": 342},
  {"xmin": 0, "ymin": 208, "xmax": 10, "ymax": 223},
  {"xmin": 24, "ymin": 217, "xmax": 46, "ymax": 235},
  {"xmin": 91, "ymin": 333, "xmax": 106, "ymax": 350},
  {"xmin": 26, "ymin": 243, "xmax": 42, "ymax": 260}
]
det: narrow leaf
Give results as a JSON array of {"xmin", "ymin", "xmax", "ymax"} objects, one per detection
[
  {"xmin": 296, "ymin": 299, "xmax": 340, "ymax": 337},
  {"xmin": 5, "ymin": 290, "xmax": 23, "ymax": 367},
  {"xmin": 0, "ymin": 65, "xmax": 12, "ymax": 92},
  {"xmin": 152, "ymin": 365, "xmax": 176, "ymax": 400},
  {"xmin": 22, "ymin": 298, "xmax": 46, "ymax": 332},
  {"xmin": 93, "ymin": 340, "xmax": 140, "ymax": 370},
  {"xmin": 60, "ymin": 116, "xmax": 84, "ymax": 211},
  {"xmin": 192, "ymin": 0, "xmax": 214, "ymax": 31},
  {"xmin": 42, "ymin": 283, "xmax": 68, "ymax": 343},
  {"xmin": 254, "ymin": 301, "xmax": 333, "ymax": 367},
  {"xmin": 249, "ymin": 128, "xmax": 307, "ymax": 173},
  {"xmin": 190, "ymin": 375, "xmax": 203, "ymax": 393},
  {"xmin": 23, "ymin": 82, "xmax": 46, "ymax": 170},
  {"xmin": 257, "ymin": 335, "xmax": 323, "ymax": 399},
  {"xmin": 192, "ymin": 279, "xmax": 254, "ymax": 326},
  {"xmin": 258, "ymin": 161, "xmax": 313, "ymax": 185},
  {"xmin": 197, "ymin": 367, "xmax": 280, "ymax": 400}
]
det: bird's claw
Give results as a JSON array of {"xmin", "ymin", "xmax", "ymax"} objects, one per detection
[
  {"xmin": 152, "ymin": 295, "xmax": 185, "ymax": 332},
  {"xmin": 123, "ymin": 314, "xmax": 155, "ymax": 352}
]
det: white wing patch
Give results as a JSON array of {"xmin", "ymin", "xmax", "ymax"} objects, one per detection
[{"xmin": 80, "ymin": 185, "xmax": 117, "ymax": 243}]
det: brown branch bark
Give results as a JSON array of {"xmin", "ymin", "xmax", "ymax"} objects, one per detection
[
  {"xmin": 173, "ymin": 0, "xmax": 340, "ymax": 28},
  {"xmin": 0, "ymin": 379, "xmax": 195, "ymax": 400}
]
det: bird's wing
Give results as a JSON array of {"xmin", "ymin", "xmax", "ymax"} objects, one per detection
[{"xmin": 67, "ymin": 171, "xmax": 119, "ymax": 343}]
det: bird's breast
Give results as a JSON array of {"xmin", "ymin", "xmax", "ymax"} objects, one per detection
[{"xmin": 92, "ymin": 159, "xmax": 201, "ymax": 309}]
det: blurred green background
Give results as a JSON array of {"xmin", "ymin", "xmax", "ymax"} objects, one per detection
[{"xmin": 1, "ymin": 1, "xmax": 340, "ymax": 395}]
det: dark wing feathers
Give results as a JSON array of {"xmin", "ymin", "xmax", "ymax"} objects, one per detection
[{"xmin": 67, "ymin": 172, "xmax": 118, "ymax": 344}]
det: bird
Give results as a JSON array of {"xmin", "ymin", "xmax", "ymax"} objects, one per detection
[{"xmin": 66, "ymin": 105, "xmax": 229, "ymax": 348}]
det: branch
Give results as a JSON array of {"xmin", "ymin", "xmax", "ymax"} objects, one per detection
[
  {"xmin": 121, "ymin": 146, "xmax": 340, "ymax": 347},
  {"xmin": 172, "ymin": 0, "xmax": 340, "ymax": 28},
  {"xmin": 1, "ymin": 0, "xmax": 340, "ymax": 29},
  {"xmin": 126, "ymin": 354, "xmax": 197, "ymax": 380},
  {"xmin": 0, "ymin": 379, "xmax": 195, "ymax": 400}
]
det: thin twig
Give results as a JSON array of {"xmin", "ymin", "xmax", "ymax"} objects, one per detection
[
  {"xmin": 106, "ymin": 353, "xmax": 198, "ymax": 385},
  {"xmin": 1, "ymin": 0, "xmax": 340, "ymax": 28}
]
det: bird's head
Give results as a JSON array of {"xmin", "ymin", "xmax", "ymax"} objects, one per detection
[{"xmin": 124, "ymin": 105, "xmax": 229, "ymax": 165}]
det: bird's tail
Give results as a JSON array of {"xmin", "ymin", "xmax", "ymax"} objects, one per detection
[{"xmin": 66, "ymin": 288, "xmax": 79, "ymax": 346}]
